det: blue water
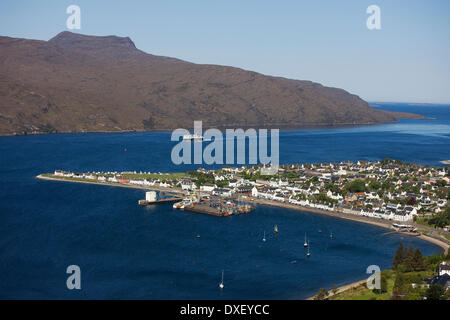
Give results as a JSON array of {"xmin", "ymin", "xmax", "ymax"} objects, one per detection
[{"xmin": 0, "ymin": 103, "xmax": 448, "ymax": 299}]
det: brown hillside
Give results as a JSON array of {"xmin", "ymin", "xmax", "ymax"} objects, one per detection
[{"xmin": 0, "ymin": 31, "xmax": 402, "ymax": 135}]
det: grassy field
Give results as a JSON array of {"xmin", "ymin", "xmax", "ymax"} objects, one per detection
[
  {"xmin": 120, "ymin": 172, "xmax": 187, "ymax": 180},
  {"xmin": 329, "ymin": 270, "xmax": 435, "ymax": 300},
  {"xmin": 415, "ymin": 217, "xmax": 434, "ymax": 229},
  {"xmin": 42, "ymin": 172, "xmax": 188, "ymax": 181},
  {"xmin": 330, "ymin": 274, "xmax": 396, "ymax": 300}
]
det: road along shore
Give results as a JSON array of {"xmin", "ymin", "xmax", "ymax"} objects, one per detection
[{"xmin": 251, "ymin": 197, "xmax": 449, "ymax": 254}]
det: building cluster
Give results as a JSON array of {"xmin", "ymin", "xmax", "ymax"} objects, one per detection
[
  {"xmin": 53, "ymin": 159, "xmax": 449, "ymax": 223},
  {"xmin": 413, "ymin": 262, "xmax": 450, "ymax": 292}
]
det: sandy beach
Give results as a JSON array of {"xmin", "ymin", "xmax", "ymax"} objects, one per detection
[{"xmin": 306, "ymin": 279, "xmax": 367, "ymax": 300}]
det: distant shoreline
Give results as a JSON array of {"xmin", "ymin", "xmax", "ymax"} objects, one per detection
[{"xmin": 0, "ymin": 115, "xmax": 422, "ymax": 137}]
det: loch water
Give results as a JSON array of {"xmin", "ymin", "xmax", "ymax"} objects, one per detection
[{"xmin": 0, "ymin": 103, "xmax": 448, "ymax": 299}]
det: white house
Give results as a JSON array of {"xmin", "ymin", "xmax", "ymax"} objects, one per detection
[
  {"xmin": 251, "ymin": 186, "xmax": 258, "ymax": 197},
  {"xmin": 200, "ymin": 184, "xmax": 216, "ymax": 192},
  {"xmin": 439, "ymin": 262, "xmax": 450, "ymax": 276},
  {"xmin": 181, "ymin": 181, "xmax": 196, "ymax": 191},
  {"xmin": 145, "ymin": 191, "xmax": 157, "ymax": 202},
  {"xmin": 273, "ymin": 194, "xmax": 285, "ymax": 202},
  {"xmin": 212, "ymin": 188, "xmax": 233, "ymax": 198},
  {"xmin": 160, "ymin": 181, "xmax": 171, "ymax": 188},
  {"xmin": 54, "ymin": 170, "xmax": 64, "ymax": 176}
]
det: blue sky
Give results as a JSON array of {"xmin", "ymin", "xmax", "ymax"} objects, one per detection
[{"xmin": 1, "ymin": 0, "xmax": 450, "ymax": 103}]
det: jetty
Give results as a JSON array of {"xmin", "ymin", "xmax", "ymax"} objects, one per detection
[
  {"xmin": 174, "ymin": 196, "xmax": 255, "ymax": 217},
  {"xmin": 138, "ymin": 191, "xmax": 182, "ymax": 206}
]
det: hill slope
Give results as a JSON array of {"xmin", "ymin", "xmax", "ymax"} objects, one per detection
[{"xmin": 0, "ymin": 31, "xmax": 400, "ymax": 135}]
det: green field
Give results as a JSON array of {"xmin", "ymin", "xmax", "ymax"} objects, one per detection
[
  {"xmin": 330, "ymin": 273, "xmax": 396, "ymax": 300},
  {"xmin": 42, "ymin": 172, "xmax": 188, "ymax": 181},
  {"xmin": 120, "ymin": 172, "xmax": 188, "ymax": 180}
]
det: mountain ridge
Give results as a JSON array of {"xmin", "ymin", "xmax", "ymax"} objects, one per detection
[{"xmin": 0, "ymin": 31, "xmax": 420, "ymax": 135}]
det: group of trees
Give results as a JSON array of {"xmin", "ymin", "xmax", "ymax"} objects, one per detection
[
  {"xmin": 392, "ymin": 243, "xmax": 426, "ymax": 272},
  {"xmin": 346, "ymin": 179, "xmax": 366, "ymax": 193},
  {"xmin": 372, "ymin": 270, "xmax": 389, "ymax": 294},
  {"xmin": 187, "ymin": 171, "xmax": 216, "ymax": 188},
  {"xmin": 312, "ymin": 193, "xmax": 338, "ymax": 205},
  {"xmin": 428, "ymin": 207, "xmax": 450, "ymax": 228}
]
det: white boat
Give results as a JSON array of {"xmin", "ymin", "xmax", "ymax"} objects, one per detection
[
  {"xmin": 183, "ymin": 134, "xmax": 203, "ymax": 141},
  {"xmin": 219, "ymin": 270, "xmax": 224, "ymax": 289},
  {"xmin": 306, "ymin": 241, "xmax": 311, "ymax": 258},
  {"xmin": 173, "ymin": 201, "xmax": 183, "ymax": 209},
  {"xmin": 303, "ymin": 233, "xmax": 308, "ymax": 248},
  {"xmin": 262, "ymin": 231, "xmax": 266, "ymax": 242}
]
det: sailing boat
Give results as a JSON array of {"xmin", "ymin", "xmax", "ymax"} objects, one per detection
[
  {"xmin": 262, "ymin": 231, "xmax": 266, "ymax": 242},
  {"xmin": 274, "ymin": 225, "xmax": 278, "ymax": 233},
  {"xmin": 303, "ymin": 233, "xmax": 308, "ymax": 248},
  {"xmin": 219, "ymin": 270, "xmax": 224, "ymax": 289},
  {"xmin": 306, "ymin": 241, "xmax": 311, "ymax": 258}
]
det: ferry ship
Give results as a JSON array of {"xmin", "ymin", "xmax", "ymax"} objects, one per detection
[{"xmin": 183, "ymin": 134, "xmax": 204, "ymax": 141}]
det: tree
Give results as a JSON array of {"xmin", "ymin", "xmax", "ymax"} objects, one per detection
[
  {"xmin": 332, "ymin": 285, "xmax": 339, "ymax": 296},
  {"xmin": 425, "ymin": 284, "xmax": 445, "ymax": 300},
  {"xmin": 369, "ymin": 180, "xmax": 381, "ymax": 190},
  {"xmin": 403, "ymin": 245, "xmax": 416, "ymax": 272},
  {"xmin": 392, "ymin": 243, "xmax": 405, "ymax": 270},
  {"xmin": 346, "ymin": 179, "xmax": 366, "ymax": 193},
  {"xmin": 407, "ymin": 197, "xmax": 416, "ymax": 206},
  {"xmin": 429, "ymin": 207, "xmax": 450, "ymax": 228},
  {"xmin": 436, "ymin": 180, "xmax": 447, "ymax": 187},
  {"xmin": 412, "ymin": 249, "xmax": 426, "ymax": 271},
  {"xmin": 392, "ymin": 272, "xmax": 406, "ymax": 298},
  {"xmin": 373, "ymin": 270, "xmax": 388, "ymax": 294},
  {"xmin": 314, "ymin": 288, "xmax": 329, "ymax": 300}
]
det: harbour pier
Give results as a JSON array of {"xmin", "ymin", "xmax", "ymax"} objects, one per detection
[{"xmin": 138, "ymin": 190, "xmax": 183, "ymax": 206}]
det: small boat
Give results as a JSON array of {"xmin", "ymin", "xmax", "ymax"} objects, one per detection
[
  {"xmin": 262, "ymin": 231, "xmax": 266, "ymax": 242},
  {"xmin": 173, "ymin": 201, "xmax": 183, "ymax": 209},
  {"xmin": 196, "ymin": 234, "xmax": 201, "ymax": 239},
  {"xmin": 274, "ymin": 225, "xmax": 278, "ymax": 233},
  {"xmin": 303, "ymin": 233, "xmax": 308, "ymax": 248},
  {"xmin": 330, "ymin": 232, "xmax": 333, "ymax": 239},
  {"xmin": 318, "ymin": 229, "xmax": 322, "ymax": 233},
  {"xmin": 306, "ymin": 241, "xmax": 311, "ymax": 258},
  {"xmin": 219, "ymin": 270, "xmax": 224, "ymax": 289}
]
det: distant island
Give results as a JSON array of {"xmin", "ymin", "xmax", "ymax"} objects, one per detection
[{"xmin": 0, "ymin": 31, "xmax": 424, "ymax": 136}]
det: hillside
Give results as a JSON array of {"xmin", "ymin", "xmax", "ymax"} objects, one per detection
[{"xmin": 0, "ymin": 31, "xmax": 411, "ymax": 135}]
